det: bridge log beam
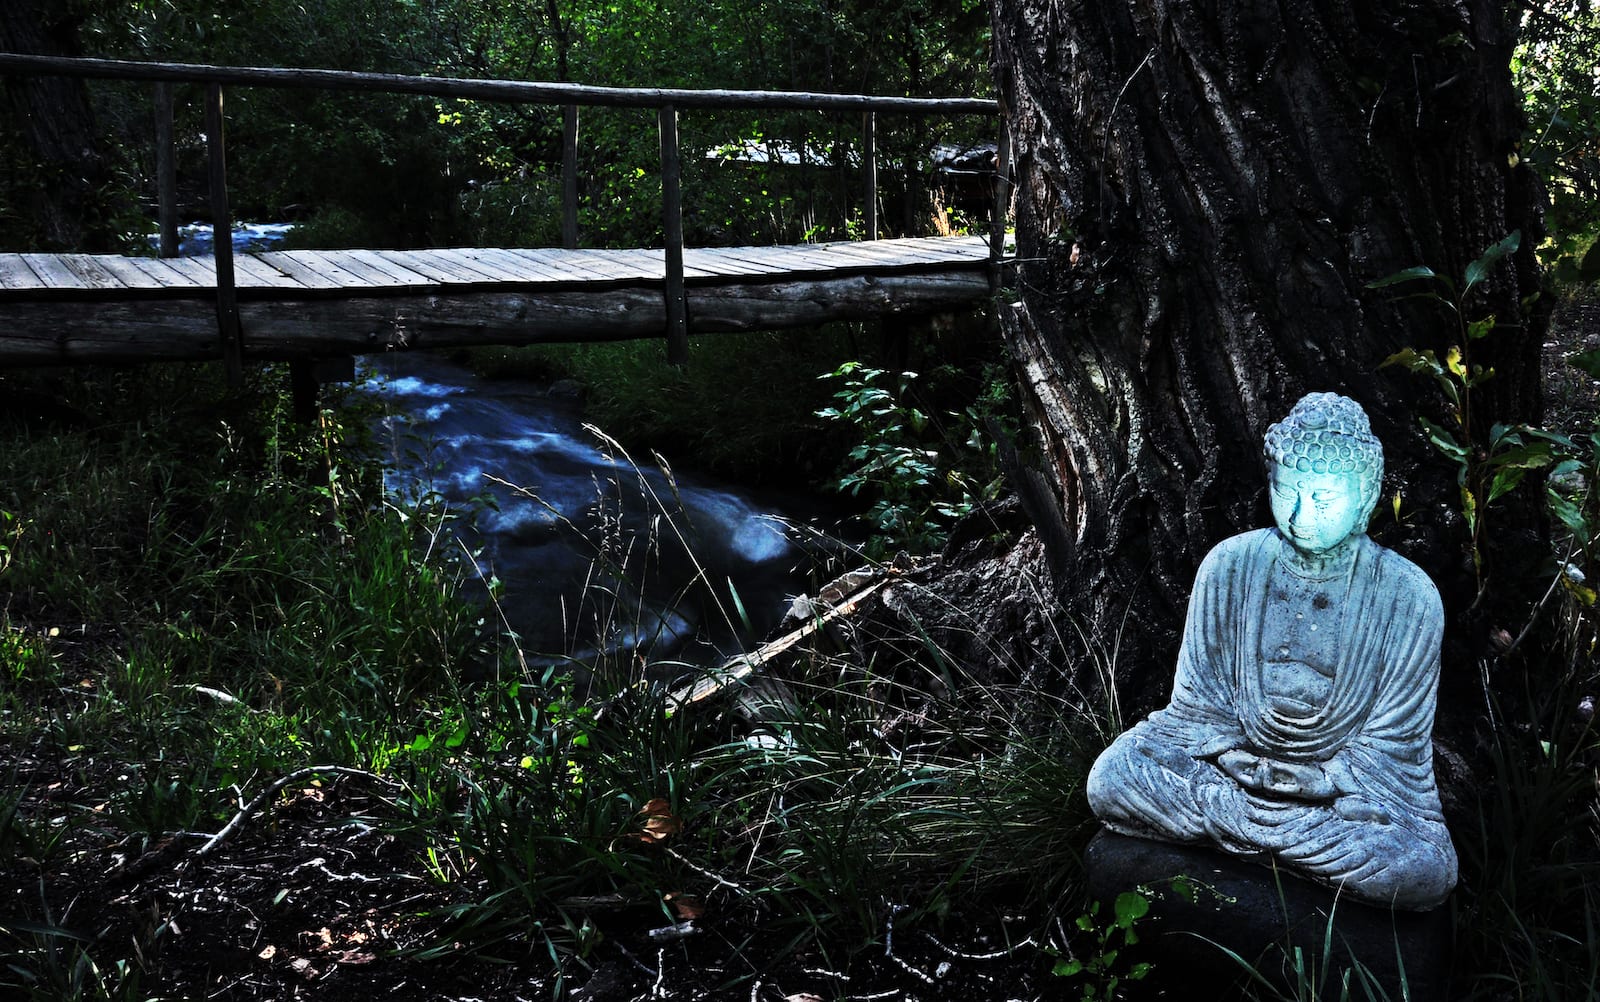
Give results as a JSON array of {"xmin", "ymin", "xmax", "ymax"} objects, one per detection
[{"xmin": 0, "ymin": 271, "xmax": 991, "ymax": 365}]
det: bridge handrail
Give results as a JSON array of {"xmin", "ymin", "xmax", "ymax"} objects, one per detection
[
  {"xmin": 0, "ymin": 52, "xmax": 1011, "ymax": 380},
  {"xmin": 0, "ymin": 52, "xmax": 996, "ymax": 114}
]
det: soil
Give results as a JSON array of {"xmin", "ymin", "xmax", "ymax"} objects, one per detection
[{"xmin": 1, "ymin": 760, "xmax": 1058, "ymax": 1001}]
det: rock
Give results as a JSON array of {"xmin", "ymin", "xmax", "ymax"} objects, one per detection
[{"xmin": 1083, "ymin": 830, "xmax": 1452, "ymax": 1001}]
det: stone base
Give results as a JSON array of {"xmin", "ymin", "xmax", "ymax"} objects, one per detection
[{"xmin": 1084, "ymin": 830, "xmax": 1452, "ymax": 1001}]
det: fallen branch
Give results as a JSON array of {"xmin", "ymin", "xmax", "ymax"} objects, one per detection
[
  {"xmin": 195, "ymin": 765, "xmax": 393, "ymax": 858},
  {"xmin": 666, "ymin": 577, "xmax": 889, "ymax": 713}
]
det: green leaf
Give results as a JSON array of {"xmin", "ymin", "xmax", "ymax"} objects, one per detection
[
  {"xmin": 1367, "ymin": 266, "xmax": 1439, "ymax": 290},
  {"xmin": 1418, "ymin": 417, "xmax": 1468, "ymax": 461},
  {"xmin": 1380, "ymin": 347, "xmax": 1443, "ymax": 377},
  {"xmin": 1053, "ymin": 959, "xmax": 1084, "ymax": 977},
  {"xmin": 1548, "ymin": 492, "xmax": 1589, "ymax": 538},
  {"xmin": 1114, "ymin": 891, "xmax": 1151, "ymax": 929},
  {"xmin": 1129, "ymin": 962, "xmax": 1153, "ymax": 980},
  {"xmin": 1467, "ymin": 316, "xmax": 1497, "ymax": 340},
  {"xmin": 1488, "ymin": 467, "xmax": 1527, "ymax": 503},
  {"xmin": 1445, "ymin": 345, "xmax": 1466, "ymax": 379},
  {"xmin": 444, "ymin": 717, "xmax": 469, "ymax": 749},
  {"xmin": 1463, "ymin": 230, "xmax": 1521, "ymax": 292},
  {"xmin": 1486, "ymin": 442, "xmax": 1554, "ymax": 470}
]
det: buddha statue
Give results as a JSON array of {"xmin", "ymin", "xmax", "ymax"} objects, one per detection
[{"xmin": 1085, "ymin": 392, "xmax": 1457, "ymax": 911}]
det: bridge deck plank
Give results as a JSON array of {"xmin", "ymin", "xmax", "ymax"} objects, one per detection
[
  {"xmin": 55, "ymin": 255, "xmax": 128, "ymax": 289},
  {"xmin": 252, "ymin": 252, "xmax": 348, "ymax": 290},
  {"xmin": 430, "ymin": 248, "xmax": 520, "ymax": 283},
  {"xmin": 0, "ymin": 237, "xmax": 994, "ymax": 297},
  {"xmin": 145, "ymin": 254, "xmax": 215, "ymax": 288},
  {"xmin": 93, "ymin": 255, "xmax": 175, "ymax": 290},
  {"xmin": 0, "ymin": 254, "xmax": 42, "ymax": 290},
  {"xmin": 231, "ymin": 254, "xmax": 308, "ymax": 290},
  {"xmin": 367, "ymin": 250, "xmax": 481, "ymax": 285},
  {"xmin": 20, "ymin": 253, "xmax": 90, "ymax": 290},
  {"xmin": 342, "ymin": 249, "xmax": 439, "ymax": 287}
]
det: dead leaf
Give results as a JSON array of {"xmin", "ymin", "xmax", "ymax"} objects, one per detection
[
  {"xmin": 664, "ymin": 892, "xmax": 705, "ymax": 921},
  {"xmin": 784, "ymin": 994, "xmax": 825, "ymax": 1002},
  {"xmin": 257, "ymin": 945, "xmax": 277, "ymax": 961},
  {"xmin": 636, "ymin": 798, "xmax": 681, "ymax": 841}
]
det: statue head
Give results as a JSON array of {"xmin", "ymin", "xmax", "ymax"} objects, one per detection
[{"xmin": 1262, "ymin": 393, "xmax": 1384, "ymax": 554}]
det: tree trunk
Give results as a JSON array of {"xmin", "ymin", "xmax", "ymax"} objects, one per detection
[
  {"xmin": 990, "ymin": 0, "xmax": 1547, "ymax": 710},
  {"xmin": 0, "ymin": 0, "xmax": 115, "ymax": 251}
]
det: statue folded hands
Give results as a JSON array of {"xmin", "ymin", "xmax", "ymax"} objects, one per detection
[{"xmin": 1086, "ymin": 392, "xmax": 1457, "ymax": 911}]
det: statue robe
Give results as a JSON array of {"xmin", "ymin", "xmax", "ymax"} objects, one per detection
[{"xmin": 1086, "ymin": 529, "xmax": 1457, "ymax": 910}]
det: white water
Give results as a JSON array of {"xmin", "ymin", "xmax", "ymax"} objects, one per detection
[{"xmin": 359, "ymin": 352, "xmax": 808, "ymax": 669}]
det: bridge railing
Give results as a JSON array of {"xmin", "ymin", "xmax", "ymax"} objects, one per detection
[{"xmin": 0, "ymin": 53, "xmax": 1010, "ymax": 380}]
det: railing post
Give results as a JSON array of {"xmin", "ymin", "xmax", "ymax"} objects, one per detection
[
  {"xmin": 989, "ymin": 108, "xmax": 1011, "ymax": 292},
  {"xmin": 204, "ymin": 81, "xmax": 243, "ymax": 387},
  {"xmin": 561, "ymin": 104, "xmax": 580, "ymax": 249},
  {"xmin": 659, "ymin": 103, "xmax": 688, "ymax": 365},
  {"xmin": 862, "ymin": 111, "xmax": 877, "ymax": 241},
  {"xmin": 155, "ymin": 82, "xmax": 179, "ymax": 258}
]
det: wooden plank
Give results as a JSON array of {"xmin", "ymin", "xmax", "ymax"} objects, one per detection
[
  {"xmin": 469, "ymin": 248, "xmax": 586, "ymax": 284},
  {"xmin": 154, "ymin": 254, "xmax": 220, "ymax": 288},
  {"xmin": 364, "ymin": 250, "xmax": 475, "ymax": 285},
  {"xmin": 300, "ymin": 249, "xmax": 409, "ymax": 288},
  {"xmin": 19, "ymin": 254, "xmax": 89, "ymax": 290},
  {"xmin": 57, "ymin": 254, "xmax": 128, "ymax": 290},
  {"xmin": 469, "ymin": 247, "xmax": 560, "ymax": 282},
  {"xmin": 251, "ymin": 251, "xmax": 347, "ymax": 290},
  {"xmin": 431, "ymin": 248, "xmax": 521, "ymax": 282},
  {"xmin": 288, "ymin": 249, "xmax": 388, "ymax": 288},
  {"xmin": 691, "ymin": 246, "xmax": 811, "ymax": 275},
  {"xmin": 92, "ymin": 255, "xmax": 173, "ymax": 290},
  {"xmin": 343, "ymin": 249, "xmax": 441, "ymax": 287},
  {"xmin": 0, "ymin": 254, "xmax": 43, "ymax": 290},
  {"xmin": 231, "ymin": 254, "xmax": 309, "ymax": 290},
  {"xmin": 681, "ymin": 247, "xmax": 777, "ymax": 278},
  {"xmin": 531, "ymin": 247, "xmax": 652, "ymax": 282}
]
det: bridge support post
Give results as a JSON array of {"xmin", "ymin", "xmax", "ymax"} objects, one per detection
[
  {"xmin": 659, "ymin": 104, "xmax": 689, "ymax": 365},
  {"xmin": 155, "ymin": 82, "xmax": 179, "ymax": 259},
  {"xmin": 561, "ymin": 104, "xmax": 580, "ymax": 249},
  {"xmin": 863, "ymin": 111, "xmax": 877, "ymax": 240},
  {"xmin": 989, "ymin": 106, "xmax": 1011, "ymax": 292},
  {"xmin": 204, "ymin": 81, "xmax": 243, "ymax": 388}
]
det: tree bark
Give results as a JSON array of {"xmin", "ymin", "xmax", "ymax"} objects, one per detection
[
  {"xmin": 0, "ymin": 0, "xmax": 116, "ymax": 251},
  {"xmin": 990, "ymin": 0, "xmax": 1547, "ymax": 708}
]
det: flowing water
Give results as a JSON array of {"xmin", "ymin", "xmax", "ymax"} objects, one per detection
[
  {"xmin": 358, "ymin": 352, "xmax": 818, "ymax": 672},
  {"xmin": 157, "ymin": 222, "xmax": 821, "ymax": 671}
]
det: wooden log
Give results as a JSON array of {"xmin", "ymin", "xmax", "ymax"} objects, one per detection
[
  {"xmin": 0, "ymin": 270, "xmax": 991, "ymax": 364},
  {"xmin": 666, "ymin": 578, "xmax": 889, "ymax": 714},
  {"xmin": 0, "ymin": 53, "xmax": 996, "ymax": 115}
]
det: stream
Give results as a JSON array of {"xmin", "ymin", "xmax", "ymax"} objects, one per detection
[
  {"xmin": 359, "ymin": 352, "xmax": 817, "ymax": 672},
  {"xmin": 163, "ymin": 222, "xmax": 824, "ymax": 673}
]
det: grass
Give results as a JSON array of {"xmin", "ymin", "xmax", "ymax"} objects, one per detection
[{"xmin": 0, "ymin": 346, "xmax": 1595, "ymax": 1000}]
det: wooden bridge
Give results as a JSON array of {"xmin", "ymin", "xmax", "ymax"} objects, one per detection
[
  {"xmin": 0, "ymin": 235, "xmax": 996, "ymax": 365},
  {"xmin": 0, "ymin": 53, "xmax": 1011, "ymax": 382}
]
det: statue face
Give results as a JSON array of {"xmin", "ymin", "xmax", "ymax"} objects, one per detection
[{"xmin": 1268, "ymin": 464, "xmax": 1367, "ymax": 554}]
